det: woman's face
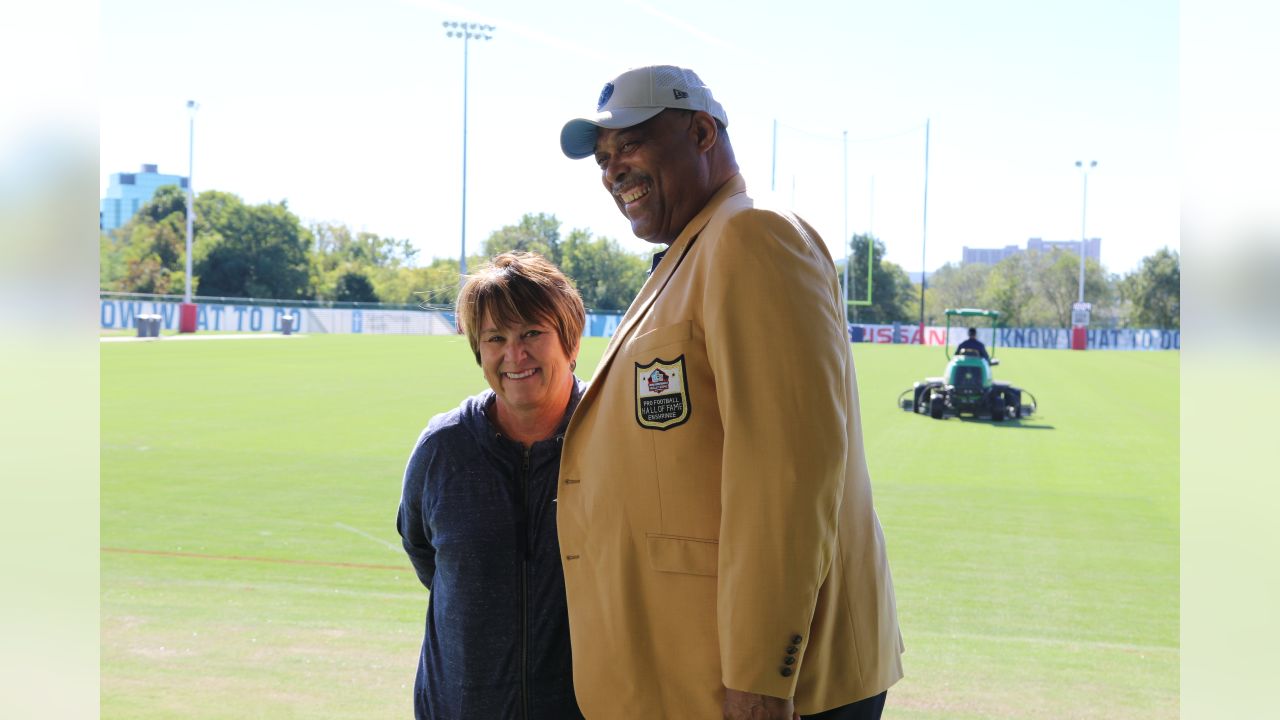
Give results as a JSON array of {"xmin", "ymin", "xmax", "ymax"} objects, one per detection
[{"xmin": 477, "ymin": 311, "xmax": 577, "ymax": 420}]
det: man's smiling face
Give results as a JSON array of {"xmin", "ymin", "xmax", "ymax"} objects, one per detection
[{"xmin": 593, "ymin": 110, "xmax": 709, "ymax": 245}]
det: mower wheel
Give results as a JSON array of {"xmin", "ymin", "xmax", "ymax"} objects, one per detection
[
  {"xmin": 992, "ymin": 402, "xmax": 1005, "ymax": 422},
  {"xmin": 1003, "ymin": 389, "xmax": 1020, "ymax": 419},
  {"xmin": 929, "ymin": 395, "xmax": 945, "ymax": 419}
]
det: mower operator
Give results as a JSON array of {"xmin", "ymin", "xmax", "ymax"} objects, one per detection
[
  {"xmin": 957, "ymin": 327, "xmax": 990, "ymax": 361},
  {"xmin": 555, "ymin": 65, "xmax": 903, "ymax": 720}
]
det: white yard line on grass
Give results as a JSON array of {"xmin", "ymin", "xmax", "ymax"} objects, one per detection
[
  {"xmin": 101, "ymin": 334, "xmax": 308, "ymax": 343},
  {"xmin": 335, "ymin": 522, "xmax": 402, "ymax": 553}
]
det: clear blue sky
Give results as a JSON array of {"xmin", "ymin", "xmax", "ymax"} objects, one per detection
[{"xmin": 100, "ymin": 0, "xmax": 1178, "ymax": 274}]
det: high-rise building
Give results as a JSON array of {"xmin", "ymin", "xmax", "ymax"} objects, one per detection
[
  {"xmin": 961, "ymin": 245, "xmax": 1021, "ymax": 265},
  {"xmin": 962, "ymin": 237, "xmax": 1101, "ymax": 266},
  {"xmin": 100, "ymin": 163, "xmax": 188, "ymax": 232},
  {"xmin": 1026, "ymin": 237, "xmax": 1101, "ymax": 261}
]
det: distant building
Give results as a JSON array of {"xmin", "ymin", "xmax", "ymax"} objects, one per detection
[
  {"xmin": 1026, "ymin": 237, "xmax": 1101, "ymax": 262},
  {"xmin": 100, "ymin": 163, "xmax": 188, "ymax": 232},
  {"xmin": 961, "ymin": 245, "xmax": 1021, "ymax": 265},
  {"xmin": 962, "ymin": 237, "xmax": 1101, "ymax": 266}
]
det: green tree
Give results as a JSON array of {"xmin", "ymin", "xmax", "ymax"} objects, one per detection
[
  {"xmin": 921, "ymin": 261, "xmax": 992, "ymax": 324},
  {"xmin": 193, "ymin": 192, "xmax": 312, "ymax": 300},
  {"xmin": 137, "ymin": 183, "xmax": 188, "ymax": 224},
  {"xmin": 982, "ymin": 254, "xmax": 1037, "ymax": 326},
  {"xmin": 309, "ymin": 222, "xmax": 419, "ymax": 302},
  {"xmin": 1122, "ymin": 247, "xmax": 1180, "ymax": 328},
  {"xmin": 913, "ymin": 250, "xmax": 1121, "ymax": 328},
  {"xmin": 375, "ymin": 257, "xmax": 464, "ymax": 307},
  {"xmin": 559, "ymin": 229, "xmax": 648, "ymax": 311},
  {"xmin": 844, "ymin": 234, "xmax": 917, "ymax": 324},
  {"xmin": 100, "ymin": 232, "xmax": 126, "ymax": 289},
  {"xmin": 311, "ymin": 222, "xmax": 417, "ymax": 270},
  {"xmin": 333, "ymin": 270, "xmax": 378, "ymax": 302},
  {"xmin": 1033, "ymin": 250, "xmax": 1114, "ymax": 328},
  {"xmin": 99, "ymin": 184, "xmax": 189, "ymax": 294},
  {"xmin": 482, "ymin": 212, "xmax": 563, "ymax": 265}
]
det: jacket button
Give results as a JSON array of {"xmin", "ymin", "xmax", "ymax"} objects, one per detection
[
  {"xmin": 785, "ymin": 645, "xmax": 798, "ymax": 655},
  {"xmin": 780, "ymin": 667, "xmax": 793, "ymax": 677},
  {"xmin": 783, "ymin": 656, "xmax": 796, "ymax": 665},
  {"xmin": 791, "ymin": 634, "xmax": 803, "ymax": 645}
]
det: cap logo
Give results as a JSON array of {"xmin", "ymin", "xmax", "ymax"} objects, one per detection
[
  {"xmin": 597, "ymin": 83, "xmax": 615, "ymax": 111},
  {"xmin": 673, "ymin": 89, "xmax": 689, "ymax": 100}
]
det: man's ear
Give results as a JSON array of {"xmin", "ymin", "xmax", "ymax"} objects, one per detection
[{"xmin": 692, "ymin": 111, "xmax": 719, "ymax": 152}]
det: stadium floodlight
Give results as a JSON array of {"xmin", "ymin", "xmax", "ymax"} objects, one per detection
[
  {"xmin": 443, "ymin": 20, "xmax": 497, "ymax": 287},
  {"xmin": 1074, "ymin": 160, "xmax": 1098, "ymax": 303}
]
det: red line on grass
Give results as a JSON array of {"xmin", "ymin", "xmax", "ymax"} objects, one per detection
[{"xmin": 102, "ymin": 546, "xmax": 407, "ymax": 572}]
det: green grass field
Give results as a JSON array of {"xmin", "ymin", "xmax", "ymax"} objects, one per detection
[{"xmin": 101, "ymin": 335, "xmax": 1178, "ymax": 719}]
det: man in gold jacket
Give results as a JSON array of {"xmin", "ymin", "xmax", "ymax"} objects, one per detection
[{"xmin": 557, "ymin": 65, "xmax": 903, "ymax": 719}]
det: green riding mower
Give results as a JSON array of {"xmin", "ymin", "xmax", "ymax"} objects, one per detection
[{"xmin": 898, "ymin": 308, "xmax": 1037, "ymax": 421}]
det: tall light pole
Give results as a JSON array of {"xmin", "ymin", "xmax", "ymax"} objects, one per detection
[
  {"xmin": 178, "ymin": 99, "xmax": 200, "ymax": 334},
  {"xmin": 918, "ymin": 118, "xmax": 930, "ymax": 342},
  {"xmin": 443, "ymin": 21, "xmax": 495, "ymax": 287},
  {"xmin": 771, "ymin": 119, "xmax": 777, "ymax": 192},
  {"xmin": 841, "ymin": 129, "xmax": 849, "ymax": 323},
  {"xmin": 184, "ymin": 100, "xmax": 198, "ymax": 304},
  {"xmin": 1074, "ymin": 160, "xmax": 1097, "ymax": 304}
]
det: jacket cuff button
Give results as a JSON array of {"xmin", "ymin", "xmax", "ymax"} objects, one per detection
[
  {"xmin": 791, "ymin": 634, "xmax": 803, "ymax": 645},
  {"xmin": 783, "ymin": 656, "xmax": 795, "ymax": 665},
  {"xmin": 779, "ymin": 666, "xmax": 794, "ymax": 677}
]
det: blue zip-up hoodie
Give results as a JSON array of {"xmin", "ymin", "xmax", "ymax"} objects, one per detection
[{"xmin": 397, "ymin": 378, "xmax": 586, "ymax": 720}]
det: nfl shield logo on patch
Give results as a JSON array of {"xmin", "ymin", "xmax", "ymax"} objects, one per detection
[{"xmin": 635, "ymin": 356, "xmax": 690, "ymax": 430}]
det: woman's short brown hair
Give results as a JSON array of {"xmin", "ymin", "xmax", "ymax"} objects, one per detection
[{"xmin": 456, "ymin": 252, "xmax": 586, "ymax": 365}]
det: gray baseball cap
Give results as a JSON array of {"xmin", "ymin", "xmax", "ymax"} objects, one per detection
[{"xmin": 560, "ymin": 65, "xmax": 728, "ymax": 160}]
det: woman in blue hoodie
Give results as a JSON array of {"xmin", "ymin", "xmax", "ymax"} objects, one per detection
[{"xmin": 397, "ymin": 252, "xmax": 586, "ymax": 719}]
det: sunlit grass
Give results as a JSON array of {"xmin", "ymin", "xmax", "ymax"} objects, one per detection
[{"xmin": 101, "ymin": 336, "xmax": 1177, "ymax": 719}]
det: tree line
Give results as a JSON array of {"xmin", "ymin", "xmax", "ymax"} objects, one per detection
[
  {"xmin": 838, "ymin": 234, "xmax": 1179, "ymax": 329},
  {"xmin": 101, "ymin": 184, "xmax": 1178, "ymax": 327},
  {"xmin": 99, "ymin": 186, "xmax": 649, "ymax": 311}
]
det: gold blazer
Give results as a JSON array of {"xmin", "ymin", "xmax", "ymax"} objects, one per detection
[{"xmin": 558, "ymin": 174, "xmax": 903, "ymax": 718}]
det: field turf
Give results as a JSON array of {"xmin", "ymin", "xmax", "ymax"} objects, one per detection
[{"xmin": 101, "ymin": 334, "xmax": 1177, "ymax": 718}]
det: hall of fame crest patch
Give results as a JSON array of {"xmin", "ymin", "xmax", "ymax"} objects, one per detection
[{"xmin": 635, "ymin": 356, "xmax": 690, "ymax": 430}]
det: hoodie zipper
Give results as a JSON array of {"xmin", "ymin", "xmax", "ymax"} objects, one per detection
[{"xmin": 520, "ymin": 444, "xmax": 531, "ymax": 720}]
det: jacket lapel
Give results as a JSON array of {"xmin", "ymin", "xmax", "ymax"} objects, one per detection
[{"xmin": 572, "ymin": 175, "xmax": 748, "ymax": 416}]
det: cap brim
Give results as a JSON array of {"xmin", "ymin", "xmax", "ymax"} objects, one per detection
[{"xmin": 559, "ymin": 107, "xmax": 666, "ymax": 159}]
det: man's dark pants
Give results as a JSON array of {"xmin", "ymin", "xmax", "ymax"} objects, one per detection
[{"xmin": 801, "ymin": 691, "xmax": 888, "ymax": 720}]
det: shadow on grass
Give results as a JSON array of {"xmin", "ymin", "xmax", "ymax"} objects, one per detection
[
  {"xmin": 898, "ymin": 411, "xmax": 1055, "ymax": 430},
  {"xmin": 957, "ymin": 416, "xmax": 1055, "ymax": 430}
]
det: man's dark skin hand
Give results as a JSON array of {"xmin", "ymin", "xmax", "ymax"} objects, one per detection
[{"xmin": 723, "ymin": 688, "xmax": 801, "ymax": 720}]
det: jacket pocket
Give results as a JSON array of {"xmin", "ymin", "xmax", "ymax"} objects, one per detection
[
  {"xmin": 646, "ymin": 532, "xmax": 718, "ymax": 576},
  {"xmin": 628, "ymin": 321, "xmax": 692, "ymax": 355}
]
